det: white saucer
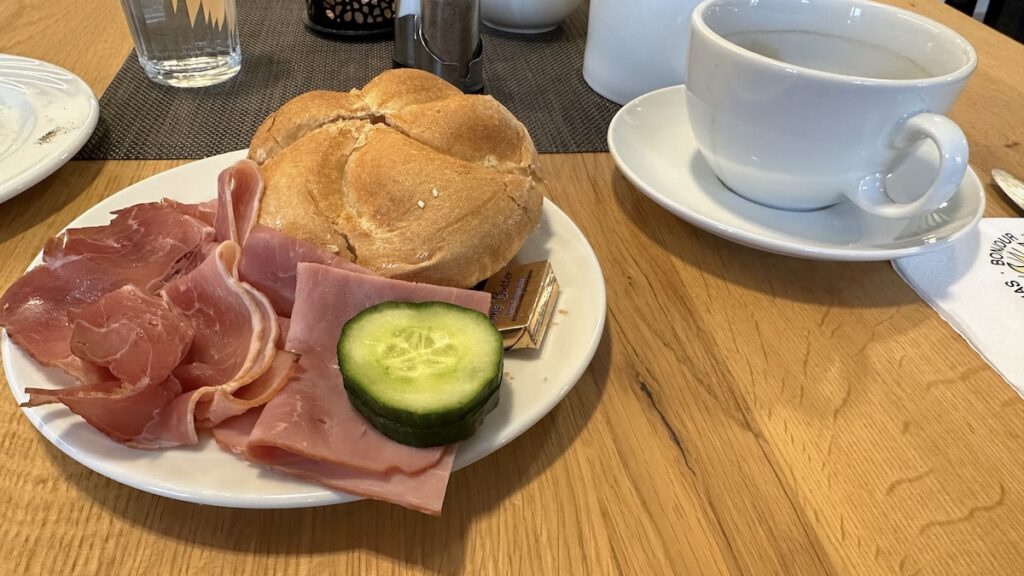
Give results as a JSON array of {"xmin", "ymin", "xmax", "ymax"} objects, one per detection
[
  {"xmin": 0, "ymin": 55, "xmax": 99, "ymax": 204},
  {"xmin": 608, "ymin": 85, "xmax": 985, "ymax": 261}
]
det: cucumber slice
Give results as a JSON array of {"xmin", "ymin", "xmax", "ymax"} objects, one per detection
[
  {"xmin": 338, "ymin": 301, "xmax": 503, "ymax": 443},
  {"xmin": 347, "ymin": 384, "xmax": 500, "ymax": 447}
]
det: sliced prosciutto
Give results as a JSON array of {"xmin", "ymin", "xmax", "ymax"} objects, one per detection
[
  {"xmin": 239, "ymin": 225, "xmax": 372, "ymax": 317},
  {"xmin": 22, "ymin": 285, "xmax": 195, "ymax": 411},
  {"xmin": 42, "ymin": 199, "xmax": 214, "ymax": 266},
  {"xmin": 173, "ymin": 199, "xmax": 218, "ymax": 228},
  {"xmin": 0, "ymin": 201, "xmax": 215, "ymax": 381},
  {"xmin": 133, "ymin": 350, "xmax": 298, "ymax": 448},
  {"xmin": 233, "ymin": 263, "xmax": 491, "ymax": 513},
  {"xmin": 164, "ymin": 241, "xmax": 278, "ymax": 392},
  {"xmin": 196, "ymin": 350, "xmax": 299, "ymax": 428},
  {"xmin": 214, "ymin": 160, "xmax": 262, "ymax": 245},
  {"xmin": 130, "ymin": 241, "xmax": 282, "ymax": 448},
  {"xmin": 68, "ymin": 285, "xmax": 193, "ymax": 388},
  {"xmin": 25, "ymin": 377, "xmax": 183, "ymax": 443},
  {"xmin": 20, "ymin": 241, "xmax": 288, "ymax": 449}
]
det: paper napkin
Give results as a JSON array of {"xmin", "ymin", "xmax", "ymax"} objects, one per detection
[{"xmin": 893, "ymin": 218, "xmax": 1024, "ymax": 397}]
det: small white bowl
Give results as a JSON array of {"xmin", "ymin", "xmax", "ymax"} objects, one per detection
[{"xmin": 481, "ymin": 0, "xmax": 584, "ymax": 34}]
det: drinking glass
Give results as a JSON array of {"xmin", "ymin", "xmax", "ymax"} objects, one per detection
[{"xmin": 119, "ymin": 0, "xmax": 241, "ymax": 88}]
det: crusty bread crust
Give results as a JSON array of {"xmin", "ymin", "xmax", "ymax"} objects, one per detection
[
  {"xmin": 360, "ymin": 68, "xmax": 463, "ymax": 113},
  {"xmin": 247, "ymin": 69, "xmax": 545, "ymax": 288},
  {"xmin": 248, "ymin": 91, "xmax": 371, "ymax": 165}
]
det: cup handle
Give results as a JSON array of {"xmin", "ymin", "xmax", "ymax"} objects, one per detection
[{"xmin": 843, "ymin": 113, "xmax": 969, "ymax": 219}]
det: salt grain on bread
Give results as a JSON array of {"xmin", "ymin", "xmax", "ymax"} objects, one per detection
[{"xmin": 248, "ymin": 69, "xmax": 544, "ymax": 288}]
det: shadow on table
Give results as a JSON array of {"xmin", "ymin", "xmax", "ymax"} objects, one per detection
[
  {"xmin": 609, "ymin": 168, "xmax": 919, "ymax": 308},
  {"xmin": 0, "ymin": 162, "xmax": 102, "ymax": 249},
  {"xmin": 37, "ymin": 329, "xmax": 612, "ymax": 573}
]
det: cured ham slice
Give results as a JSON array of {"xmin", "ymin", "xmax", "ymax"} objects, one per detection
[
  {"xmin": 26, "ymin": 377, "xmax": 183, "ymax": 443},
  {"xmin": 21, "ymin": 241, "xmax": 287, "ymax": 449},
  {"xmin": 236, "ymin": 263, "xmax": 491, "ymax": 512},
  {"xmin": 175, "ymin": 199, "xmax": 218, "ymax": 228},
  {"xmin": 131, "ymin": 351, "xmax": 298, "ymax": 449},
  {"xmin": 239, "ymin": 225, "xmax": 372, "ymax": 317},
  {"xmin": 42, "ymin": 200, "xmax": 214, "ymax": 267},
  {"xmin": 0, "ymin": 258, "xmax": 116, "ymax": 383},
  {"xmin": 68, "ymin": 285, "xmax": 194, "ymax": 388},
  {"xmin": 129, "ymin": 241, "xmax": 282, "ymax": 448},
  {"xmin": 0, "ymin": 201, "xmax": 215, "ymax": 382},
  {"xmin": 164, "ymin": 241, "xmax": 278, "ymax": 392},
  {"xmin": 197, "ymin": 350, "xmax": 299, "ymax": 427},
  {"xmin": 214, "ymin": 409, "xmax": 456, "ymax": 515},
  {"xmin": 215, "ymin": 160, "xmax": 263, "ymax": 245},
  {"xmin": 22, "ymin": 285, "xmax": 195, "ymax": 412}
]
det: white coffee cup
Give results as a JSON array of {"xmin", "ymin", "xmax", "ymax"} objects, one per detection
[
  {"xmin": 686, "ymin": 0, "xmax": 977, "ymax": 218},
  {"xmin": 583, "ymin": 0, "xmax": 701, "ymax": 105}
]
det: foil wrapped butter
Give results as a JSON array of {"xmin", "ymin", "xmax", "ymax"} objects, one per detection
[{"xmin": 482, "ymin": 260, "xmax": 559, "ymax": 350}]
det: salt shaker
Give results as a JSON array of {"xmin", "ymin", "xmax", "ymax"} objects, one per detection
[{"xmin": 394, "ymin": 0, "xmax": 484, "ymax": 92}]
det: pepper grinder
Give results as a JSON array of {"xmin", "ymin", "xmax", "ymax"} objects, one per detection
[{"xmin": 394, "ymin": 0, "xmax": 484, "ymax": 92}]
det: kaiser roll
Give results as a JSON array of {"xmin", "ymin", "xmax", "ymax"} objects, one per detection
[{"xmin": 248, "ymin": 69, "xmax": 544, "ymax": 288}]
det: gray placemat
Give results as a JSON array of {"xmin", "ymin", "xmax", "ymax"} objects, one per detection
[{"xmin": 77, "ymin": 0, "xmax": 618, "ymax": 159}]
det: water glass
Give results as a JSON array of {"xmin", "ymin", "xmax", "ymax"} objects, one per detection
[{"xmin": 119, "ymin": 0, "xmax": 242, "ymax": 88}]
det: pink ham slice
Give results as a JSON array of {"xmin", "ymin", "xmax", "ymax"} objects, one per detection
[
  {"xmin": 246, "ymin": 359, "xmax": 443, "ymax": 474},
  {"xmin": 283, "ymin": 264, "xmax": 491, "ymax": 357},
  {"xmin": 213, "ymin": 409, "xmax": 456, "ymax": 516},
  {"xmin": 214, "ymin": 160, "xmax": 262, "ymax": 245},
  {"xmin": 0, "ymin": 201, "xmax": 215, "ymax": 382},
  {"xmin": 239, "ymin": 225, "xmax": 373, "ymax": 317},
  {"xmin": 234, "ymin": 263, "xmax": 491, "ymax": 513}
]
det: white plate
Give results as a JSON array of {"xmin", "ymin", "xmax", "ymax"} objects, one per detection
[
  {"xmin": 608, "ymin": 85, "xmax": 985, "ymax": 261},
  {"xmin": 2, "ymin": 150, "xmax": 607, "ymax": 509},
  {"xmin": 0, "ymin": 54, "xmax": 99, "ymax": 204}
]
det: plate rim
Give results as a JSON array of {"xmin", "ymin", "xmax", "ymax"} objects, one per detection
[
  {"xmin": 2, "ymin": 150, "xmax": 607, "ymax": 508},
  {"xmin": 0, "ymin": 54, "xmax": 100, "ymax": 204},
  {"xmin": 607, "ymin": 84, "xmax": 985, "ymax": 262}
]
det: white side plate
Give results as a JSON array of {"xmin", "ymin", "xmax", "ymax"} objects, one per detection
[
  {"xmin": 0, "ymin": 54, "xmax": 99, "ymax": 204},
  {"xmin": 3, "ymin": 150, "xmax": 607, "ymax": 509}
]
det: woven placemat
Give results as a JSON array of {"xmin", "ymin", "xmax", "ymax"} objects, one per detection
[{"xmin": 77, "ymin": 0, "xmax": 618, "ymax": 159}]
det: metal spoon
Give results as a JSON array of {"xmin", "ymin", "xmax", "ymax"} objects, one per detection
[{"xmin": 993, "ymin": 169, "xmax": 1024, "ymax": 210}]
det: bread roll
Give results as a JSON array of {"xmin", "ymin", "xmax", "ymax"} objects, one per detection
[
  {"xmin": 385, "ymin": 94, "xmax": 539, "ymax": 178},
  {"xmin": 360, "ymin": 68, "xmax": 463, "ymax": 113},
  {"xmin": 248, "ymin": 69, "xmax": 544, "ymax": 288},
  {"xmin": 249, "ymin": 91, "xmax": 370, "ymax": 165}
]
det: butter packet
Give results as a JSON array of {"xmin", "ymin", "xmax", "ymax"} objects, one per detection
[{"xmin": 482, "ymin": 260, "xmax": 559, "ymax": 350}]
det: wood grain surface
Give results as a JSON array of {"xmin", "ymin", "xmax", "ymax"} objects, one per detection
[{"xmin": 1, "ymin": 1, "xmax": 1023, "ymax": 574}]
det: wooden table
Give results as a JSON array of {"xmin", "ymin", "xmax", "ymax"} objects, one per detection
[{"xmin": 2, "ymin": 1, "xmax": 1023, "ymax": 574}]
